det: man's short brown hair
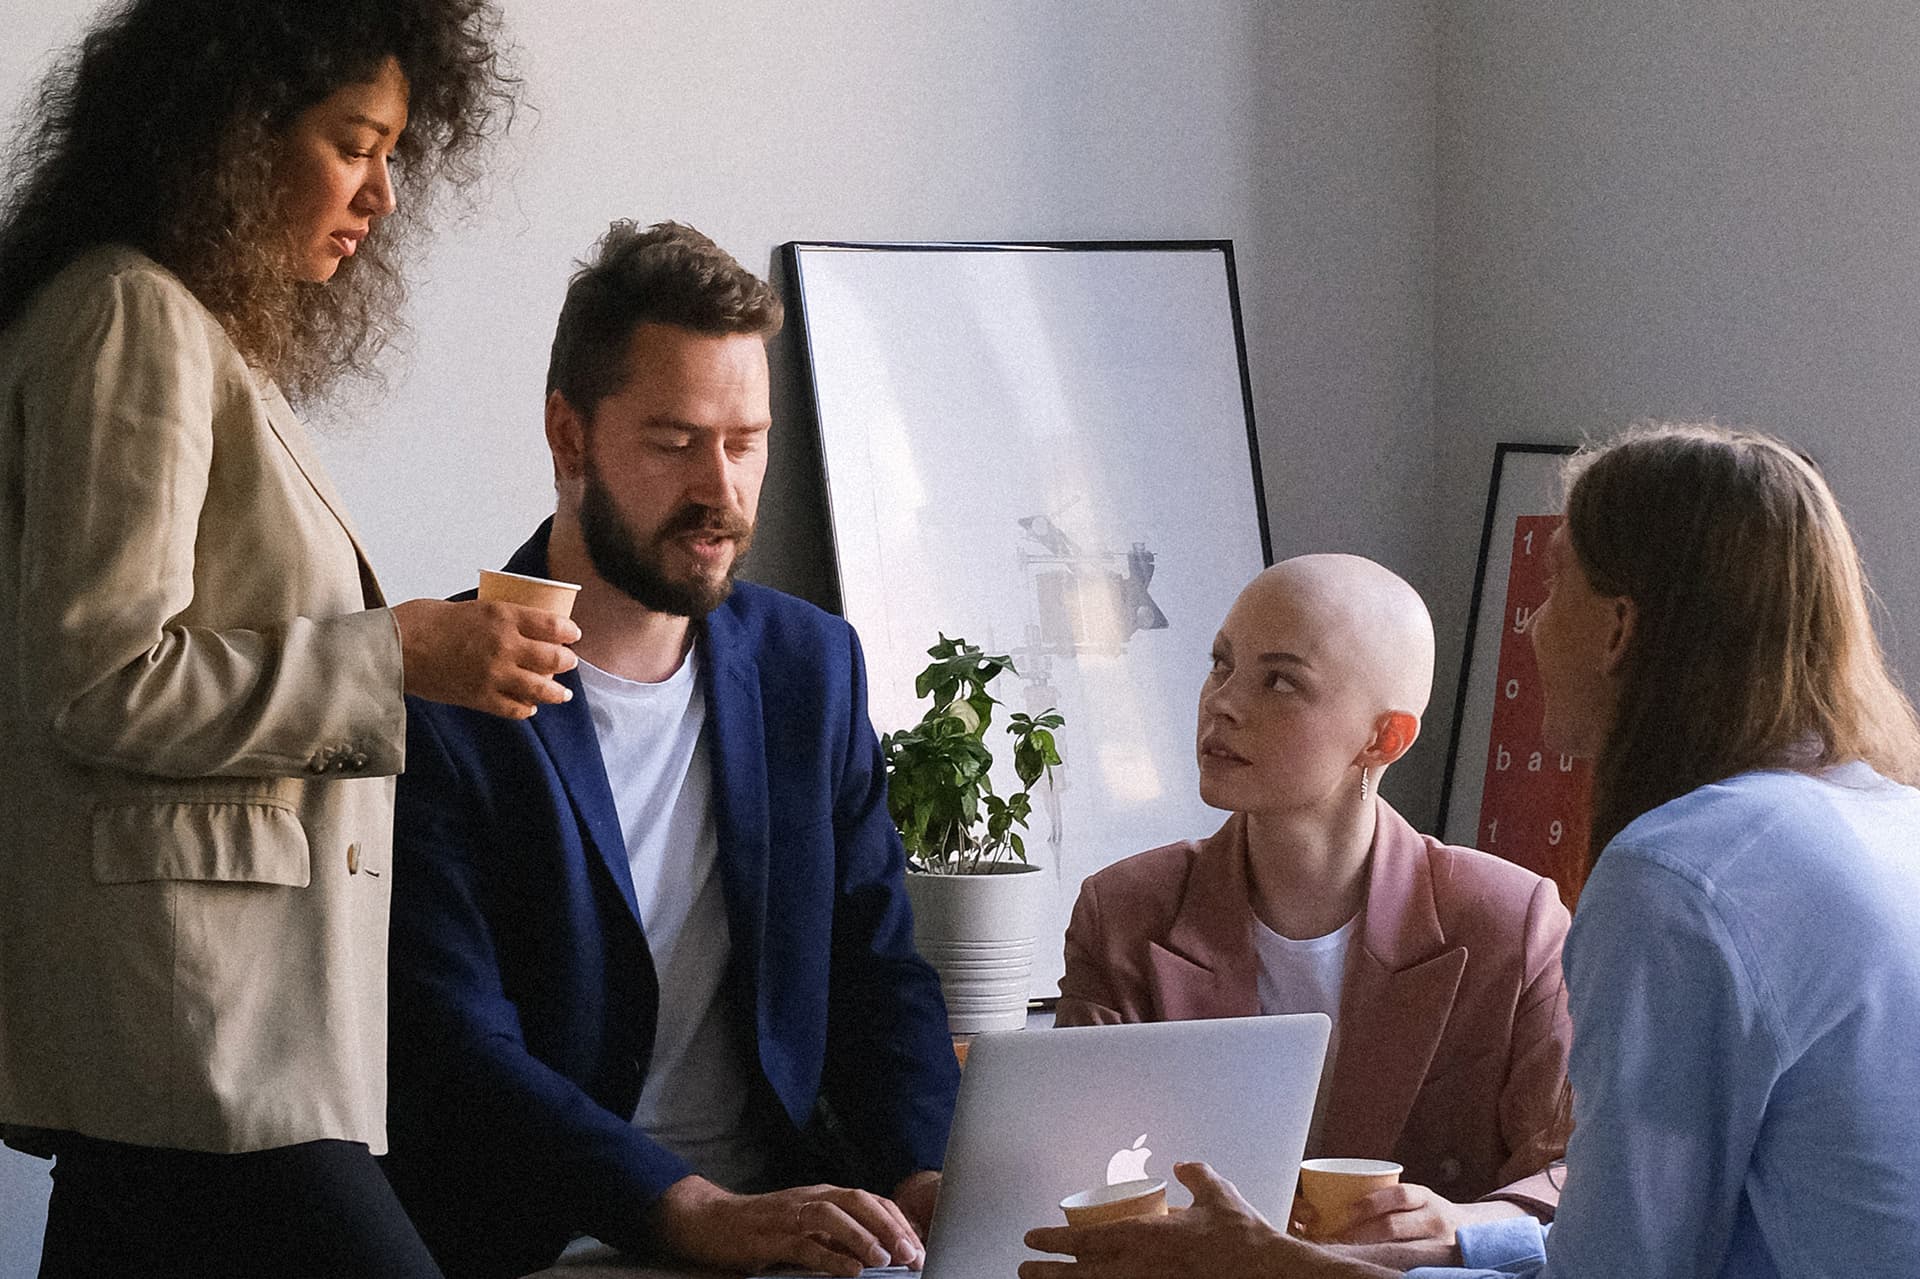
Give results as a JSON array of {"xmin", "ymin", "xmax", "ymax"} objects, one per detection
[{"xmin": 544, "ymin": 220, "xmax": 783, "ymax": 419}]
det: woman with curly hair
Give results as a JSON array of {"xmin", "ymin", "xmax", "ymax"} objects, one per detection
[{"xmin": 0, "ymin": 2, "xmax": 573, "ymax": 1274}]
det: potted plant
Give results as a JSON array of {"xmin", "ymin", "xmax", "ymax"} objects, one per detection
[{"xmin": 884, "ymin": 635, "xmax": 1063, "ymax": 1033}]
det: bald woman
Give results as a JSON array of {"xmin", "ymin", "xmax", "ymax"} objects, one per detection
[{"xmin": 1056, "ymin": 556, "xmax": 1571, "ymax": 1243}]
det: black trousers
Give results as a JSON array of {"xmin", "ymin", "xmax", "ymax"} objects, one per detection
[{"xmin": 39, "ymin": 1134, "xmax": 445, "ymax": 1279}]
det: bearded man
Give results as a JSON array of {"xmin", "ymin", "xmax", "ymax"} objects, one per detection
[{"xmin": 383, "ymin": 221, "xmax": 958, "ymax": 1279}]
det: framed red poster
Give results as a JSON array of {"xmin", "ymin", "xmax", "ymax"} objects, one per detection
[{"xmin": 1436, "ymin": 444, "xmax": 1590, "ymax": 903}]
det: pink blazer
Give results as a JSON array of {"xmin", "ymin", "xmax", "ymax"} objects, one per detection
[{"xmin": 1056, "ymin": 800, "xmax": 1570, "ymax": 1213}]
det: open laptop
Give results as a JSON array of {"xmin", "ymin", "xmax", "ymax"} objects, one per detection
[
  {"xmin": 748, "ymin": 1013, "xmax": 1328, "ymax": 1279},
  {"xmin": 923, "ymin": 1013, "xmax": 1328, "ymax": 1278}
]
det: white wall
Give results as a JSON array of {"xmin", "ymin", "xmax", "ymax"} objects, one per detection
[
  {"xmin": 315, "ymin": 0, "xmax": 1442, "ymax": 801},
  {"xmin": 1, "ymin": 2, "xmax": 1438, "ymax": 1271},
  {"xmin": 1431, "ymin": 1, "xmax": 1920, "ymax": 726}
]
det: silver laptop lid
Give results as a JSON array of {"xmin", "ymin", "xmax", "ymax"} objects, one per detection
[{"xmin": 924, "ymin": 1013, "xmax": 1330, "ymax": 1279}]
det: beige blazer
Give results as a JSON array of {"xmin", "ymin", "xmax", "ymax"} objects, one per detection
[
  {"xmin": 0, "ymin": 247, "xmax": 407, "ymax": 1153},
  {"xmin": 1058, "ymin": 801, "xmax": 1571, "ymax": 1213}
]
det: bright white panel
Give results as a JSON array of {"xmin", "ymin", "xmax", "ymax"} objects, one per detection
[{"xmin": 793, "ymin": 243, "xmax": 1268, "ymax": 996}]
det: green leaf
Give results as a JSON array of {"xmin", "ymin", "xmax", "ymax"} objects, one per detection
[{"xmin": 887, "ymin": 633, "xmax": 1065, "ymax": 872}]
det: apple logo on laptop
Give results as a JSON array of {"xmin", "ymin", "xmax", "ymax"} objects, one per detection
[{"xmin": 1106, "ymin": 1134, "xmax": 1152, "ymax": 1185}]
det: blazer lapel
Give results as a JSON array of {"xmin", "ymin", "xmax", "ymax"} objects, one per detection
[
  {"xmin": 528, "ymin": 668, "xmax": 644, "ymax": 932},
  {"xmin": 504, "ymin": 523, "xmax": 641, "ymax": 931},
  {"xmin": 257, "ymin": 380, "xmax": 386, "ymax": 605},
  {"xmin": 1148, "ymin": 815, "xmax": 1262, "ymax": 1021},
  {"xmin": 701, "ymin": 604, "xmax": 769, "ymax": 987},
  {"xmin": 1316, "ymin": 801, "xmax": 1466, "ymax": 1159}
]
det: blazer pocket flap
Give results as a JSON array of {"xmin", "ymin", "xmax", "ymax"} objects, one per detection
[{"xmin": 92, "ymin": 800, "xmax": 312, "ymax": 887}]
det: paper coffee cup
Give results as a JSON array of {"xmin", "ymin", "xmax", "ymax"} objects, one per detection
[
  {"xmin": 477, "ymin": 569, "xmax": 581, "ymax": 620},
  {"xmin": 1296, "ymin": 1158, "xmax": 1402, "ymax": 1241},
  {"xmin": 1059, "ymin": 1178, "xmax": 1168, "ymax": 1227}
]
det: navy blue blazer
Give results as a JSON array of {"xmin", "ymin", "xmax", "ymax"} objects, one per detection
[{"xmin": 384, "ymin": 522, "xmax": 958, "ymax": 1277}]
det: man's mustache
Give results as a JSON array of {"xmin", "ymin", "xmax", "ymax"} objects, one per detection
[{"xmin": 657, "ymin": 505, "xmax": 752, "ymax": 541}]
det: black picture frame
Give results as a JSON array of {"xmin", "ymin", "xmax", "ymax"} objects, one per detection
[
  {"xmin": 784, "ymin": 239, "xmax": 1270, "ymax": 995},
  {"xmin": 1435, "ymin": 442, "xmax": 1577, "ymax": 845}
]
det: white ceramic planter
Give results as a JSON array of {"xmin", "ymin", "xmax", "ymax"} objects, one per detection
[{"xmin": 904, "ymin": 863, "xmax": 1046, "ymax": 1033}]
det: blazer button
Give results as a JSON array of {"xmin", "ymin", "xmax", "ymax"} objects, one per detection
[
  {"xmin": 348, "ymin": 751, "xmax": 370, "ymax": 769},
  {"xmin": 347, "ymin": 843, "xmax": 361, "ymax": 875},
  {"xmin": 1437, "ymin": 1157, "xmax": 1462, "ymax": 1184}
]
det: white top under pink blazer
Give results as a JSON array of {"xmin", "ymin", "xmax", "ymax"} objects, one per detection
[{"xmin": 1058, "ymin": 800, "xmax": 1571, "ymax": 1212}]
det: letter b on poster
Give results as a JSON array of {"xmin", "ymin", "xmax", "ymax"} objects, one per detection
[{"xmin": 1477, "ymin": 515, "xmax": 1590, "ymax": 894}]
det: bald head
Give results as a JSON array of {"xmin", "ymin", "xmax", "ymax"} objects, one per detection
[{"xmin": 1231, "ymin": 554, "xmax": 1435, "ymax": 719}]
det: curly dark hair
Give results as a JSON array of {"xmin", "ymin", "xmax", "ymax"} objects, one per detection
[
  {"xmin": 546, "ymin": 220, "xmax": 785, "ymax": 422},
  {"xmin": 0, "ymin": 0, "xmax": 517, "ymax": 401}
]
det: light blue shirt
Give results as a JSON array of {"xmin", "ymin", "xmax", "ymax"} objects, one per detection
[{"xmin": 1410, "ymin": 765, "xmax": 1920, "ymax": 1279}]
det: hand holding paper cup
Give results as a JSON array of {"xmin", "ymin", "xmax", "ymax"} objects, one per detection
[
  {"xmin": 1059, "ymin": 1178, "xmax": 1168, "ymax": 1227},
  {"xmin": 1296, "ymin": 1158, "xmax": 1402, "ymax": 1241},
  {"xmin": 391, "ymin": 575, "xmax": 581, "ymax": 721},
  {"xmin": 478, "ymin": 569, "xmax": 581, "ymax": 620}
]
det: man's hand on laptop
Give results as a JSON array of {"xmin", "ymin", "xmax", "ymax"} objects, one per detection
[
  {"xmin": 891, "ymin": 1170, "xmax": 941, "ymax": 1236},
  {"xmin": 655, "ymin": 1174, "xmax": 927, "ymax": 1277},
  {"xmin": 1020, "ymin": 1162, "xmax": 1403, "ymax": 1279}
]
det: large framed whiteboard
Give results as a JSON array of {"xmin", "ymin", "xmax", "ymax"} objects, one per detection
[{"xmin": 785, "ymin": 240, "xmax": 1270, "ymax": 997}]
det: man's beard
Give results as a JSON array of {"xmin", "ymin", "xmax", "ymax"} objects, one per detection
[{"xmin": 578, "ymin": 457, "xmax": 753, "ymax": 618}]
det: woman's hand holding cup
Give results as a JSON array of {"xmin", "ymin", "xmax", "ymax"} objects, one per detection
[
  {"xmin": 1294, "ymin": 1159, "xmax": 1403, "ymax": 1242},
  {"xmin": 393, "ymin": 594, "xmax": 580, "ymax": 719}
]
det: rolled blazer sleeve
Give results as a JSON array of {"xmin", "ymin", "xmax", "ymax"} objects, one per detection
[{"xmin": 14, "ymin": 265, "xmax": 404, "ymax": 779}]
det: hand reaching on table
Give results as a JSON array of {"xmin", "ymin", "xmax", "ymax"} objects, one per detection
[
  {"xmin": 653, "ymin": 1175, "xmax": 926, "ymax": 1277},
  {"xmin": 1020, "ymin": 1161, "xmax": 1399, "ymax": 1279}
]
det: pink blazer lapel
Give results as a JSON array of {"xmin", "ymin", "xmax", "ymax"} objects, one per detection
[
  {"xmin": 1315, "ymin": 801, "xmax": 1467, "ymax": 1159},
  {"xmin": 1146, "ymin": 816, "xmax": 1261, "ymax": 1021}
]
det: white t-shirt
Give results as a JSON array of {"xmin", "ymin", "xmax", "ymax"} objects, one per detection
[
  {"xmin": 577, "ymin": 650, "xmax": 769, "ymax": 1192},
  {"xmin": 1252, "ymin": 911, "xmax": 1357, "ymax": 1148}
]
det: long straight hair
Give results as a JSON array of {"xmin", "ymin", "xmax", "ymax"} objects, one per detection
[
  {"xmin": 1565, "ymin": 423, "xmax": 1920, "ymax": 867},
  {"xmin": 1543, "ymin": 421, "xmax": 1920, "ymax": 1157}
]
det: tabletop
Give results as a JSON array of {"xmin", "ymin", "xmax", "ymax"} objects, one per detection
[
  {"xmin": 524, "ymin": 1245, "xmax": 712, "ymax": 1277},
  {"xmin": 528, "ymin": 1248, "xmax": 915, "ymax": 1278}
]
